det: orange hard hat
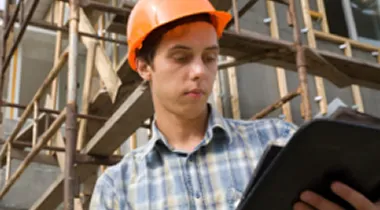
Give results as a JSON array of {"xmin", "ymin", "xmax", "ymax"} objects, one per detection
[{"xmin": 126, "ymin": 0, "xmax": 232, "ymax": 70}]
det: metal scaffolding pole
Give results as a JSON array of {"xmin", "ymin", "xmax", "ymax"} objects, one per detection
[
  {"xmin": 65, "ymin": 0, "xmax": 79, "ymax": 209},
  {"xmin": 289, "ymin": 0, "xmax": 313, "ymax": 121},
  {"xmin": 0, "ymin": 0, "xmax": 10, "ymax": 123},
  {"xmin": 1, "ymin": 0, "xmax": 40, "ymax": 75}
]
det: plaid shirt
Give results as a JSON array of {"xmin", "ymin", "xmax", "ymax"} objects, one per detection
[{"xmin": 90, "ymin": 105, "xmax": 298, "ymax": 210}]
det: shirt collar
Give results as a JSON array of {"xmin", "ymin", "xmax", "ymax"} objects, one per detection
[{"xmin": 138, "ymin": 103, "xmax": 233, "ymax": 159}]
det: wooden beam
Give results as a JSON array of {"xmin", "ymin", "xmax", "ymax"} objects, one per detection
[
  {"xmin": 226, "ymin": 56, "xmax": 241, "ymax": 119},
  {"xmin": 78, "ymin": 43, "xmax": 96, "ymax": 150},
  {"xmin": 0, "ymin": 50, "xmax": 69, "ymax": 164},
  {"xmin": 83, "ymin": 81, "xmax": 153, "ymax": 155},
  {"xmin": 78, "ymin": 8, "xmax": 122, "ymax": 103},
  {"xmin": 344, "ymin": 43, "xmax": 364, "ymax": 112},
  {"xmin": 300, "ymin": 0, "xmax": 328, "ymax": 115},
  {"xmin": 266, "ymin": 0, "xmax": 293, "ymax": 122},
  {"xmin": 269, "ymin": 0, "xmax": 289, "ymax": 5},
  {"xmin": 0, "ymin": 109, "xmax": 66, "ymax": 199},
  {"xmin": 218, "ymin": 30, "xmax": 380, "ymax": 91},
  {"xmin": 47, "ymin": 0, "xmax": 65, "ymax": 155},
  {"xmin": 213, "ymin": 70, "xmax": 224, "ymax": 115},
  {"xmin": 30, "ymin": 82, "xmax": 153, "ymax": 210}
]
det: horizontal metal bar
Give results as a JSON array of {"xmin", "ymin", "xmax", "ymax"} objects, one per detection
[
  {"xmin": 0, "ymin": 139, "xmax": 122, "ymax": 166},
  {"xmin": 2, "ymin": 100, "xmax": 151, "ymax": 128},
  {"xmin": 1, "ymin": 101, "xmax": 109, "ymax": 121},
  {"xmin": 0, "ymin": 12, "xmax": 128, "ymax": 45},
  {"xmin": 269, "ymin": 0, "xmax": 289, "ymax": 5},
  {"xmin": 29, "ymin": 20, "xmax": 128, "ymax": 45},
  {"xmin": 57, "ymin": 0, "xmax": 132, "ymax": 16}
]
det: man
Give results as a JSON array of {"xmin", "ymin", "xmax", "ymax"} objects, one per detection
[{"xmin": 90, "ymin": 0, "xmax": 380, "ymax": 209}]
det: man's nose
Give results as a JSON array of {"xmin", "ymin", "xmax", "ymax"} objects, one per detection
[{"xmin": 189, "ymin": 59, "xmax": 207, "ymax": 80}]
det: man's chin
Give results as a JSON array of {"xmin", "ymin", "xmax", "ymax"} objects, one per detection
[{"xmin": 178, "ymin": 103, "xmax": 208, "ymax": 118}]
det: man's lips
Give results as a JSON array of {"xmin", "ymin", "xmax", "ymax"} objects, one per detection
[{"xmin": 185, "ymin": 89, "xmax": 204, "ymax": 98}]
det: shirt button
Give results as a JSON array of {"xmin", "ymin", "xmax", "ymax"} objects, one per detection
[{"xmin": 195, "ymin": 191, "xmax": 201, "ymax": 199}]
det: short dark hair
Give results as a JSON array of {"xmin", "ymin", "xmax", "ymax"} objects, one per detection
[{"xmin": 135, "ymin": 13, "xmax": 213, "ymax": 66}]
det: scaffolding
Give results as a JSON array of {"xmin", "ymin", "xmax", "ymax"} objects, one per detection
[{"xmin": 0, "ymin": 0, "xmax": 379, "ymax": 209}]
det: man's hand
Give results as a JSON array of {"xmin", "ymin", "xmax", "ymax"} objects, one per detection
[{"xmin": 293, "ymin": 181, "xmax": 380, "ymax": 210}]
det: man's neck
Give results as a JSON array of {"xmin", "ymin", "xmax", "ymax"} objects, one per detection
[{"xmin": 154, "ymin": 105, "xmax": 209, "ymax": 152}]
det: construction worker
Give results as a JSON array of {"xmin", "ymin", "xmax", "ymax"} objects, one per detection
[{"xmin": 90, "ymin": 0, "xmax": 380, "ymax": 209}]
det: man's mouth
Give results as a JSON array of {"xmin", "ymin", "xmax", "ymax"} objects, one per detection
[{"xmin": 185, "ymin": 89, "xmax": 204, "ymax": 98}]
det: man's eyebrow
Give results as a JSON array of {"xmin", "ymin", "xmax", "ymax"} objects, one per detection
[
  {"xmin": 168, "ymin": 45, "xmax": 220, "ymax": 51},
  {"xmin": 169, "ymin": 45, "xmax": 191, "ymax": 50},
  {"xmin": 205, "ymin": 45, "xmax": 219, "ymax": 50}
]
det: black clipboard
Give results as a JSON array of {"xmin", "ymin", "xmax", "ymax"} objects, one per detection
[{"xmin": 236, "ymin": 118, "xmax": 380, "ymax": 210}]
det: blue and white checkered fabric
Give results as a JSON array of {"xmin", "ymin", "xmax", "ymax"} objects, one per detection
[{"xmin": 90, "ymin": 104, "xmax": 298, "ymax": 210}]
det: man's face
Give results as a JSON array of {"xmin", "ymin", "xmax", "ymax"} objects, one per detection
[{"xmin": 137, "ymin": 21, "xmax": 219, "ymax": 119}]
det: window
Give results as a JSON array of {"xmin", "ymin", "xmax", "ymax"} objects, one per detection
[
  {"xmin": 325, "ymin": 0, "xmax": 380, "ymax": 45},
  {"xmin": 351, "ymin": 0, "xmax": 380, "ymax": 41}
]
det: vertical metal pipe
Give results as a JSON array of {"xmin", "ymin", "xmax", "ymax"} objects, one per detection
[
  {"xmin": 288, "ymin": 0, "xmax": 312, "ymax": 121},
  {"xmin": 0, "ymin": 0, "xmax": 10, "ymax": 123},
  {"xmin": 65, "ymin": 0, "xmax": 79, "ymax": 209},
  {"xmin": 231, "ymin": 0, "xmax": 241, "ymax": 33}
]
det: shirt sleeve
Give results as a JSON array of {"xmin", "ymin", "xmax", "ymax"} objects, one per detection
[
  {"xmin": 271, "ymin": 118, "xmax": 298, "ymax": 146},
  {"xmin": 251, "ymin": 118, "xmax": 299, "ymax": 149},
  {"xmin": 89, "ymin": 173, "xmax": 120, "ymax": 210}
]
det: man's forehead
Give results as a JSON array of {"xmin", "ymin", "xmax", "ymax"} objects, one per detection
[
  {"xmin": 160, "ymin": 22, "xmax": 219, "ymax": 48},
  {"xmin": 163, "ymin": 21, "xmax": 217, "ymax": 40}
]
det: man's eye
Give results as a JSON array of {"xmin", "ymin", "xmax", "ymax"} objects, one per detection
[
  {"xmin": 204, "ymin": 55, "xmax": 217, "ymax": 63},
  {"xmin": 173, "ymin": 55, "xmax": 190, "ymax": 63}
]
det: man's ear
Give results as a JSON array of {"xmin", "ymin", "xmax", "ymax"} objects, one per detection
[{"xmin": 135, "ymin": 58, "xmax": 152, "ymax": 81}]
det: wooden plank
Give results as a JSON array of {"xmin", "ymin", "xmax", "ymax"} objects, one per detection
[
  {"xmin": 226, "ymin": 56, "xmax": 241, "ymax": 119},
  {"xmin": 316, "ymin": 0, "xmax": 329, "ymax": 32},
  {"xmin": 0, "ymin": 50, "xmax": 69, "ymax": 164},
  {"xmin": 78, "ymin": 8, "xmax": 122, "ymax": 103},
  {"xmin": 300, "ymin": 0, "xmax": 328, "ymax": 115},
  {"xmin": 30, "ymin": 82, "xmax": 153, "ymax": 210},
  {"xmin": 0, "ymin": 109, "xmax": 66, "ymax": 199},
  {"xmin": 83, "ymin": 81, "xmax": 153, "ymax": 155},
  {"xmin": 213, "ymin": 71, "xmax": 224, "ymax": 115},
  {"xmin": 345, "ymin": 43, "xmax": 364, "ymax": 112},
  {"xmin": 78, "ymin": 44, "xmax": 96, "ymax": 150},
  {"xmin": 266, "ymin": 0, "xmax": 292, "ymax": 122},
  {"xmin": 218, "ymin": 30, "xmax": 380, "ymax": 91},
  {"xmin": 47, "ymin": 0, "xmax": 65, "ymax": 155}
]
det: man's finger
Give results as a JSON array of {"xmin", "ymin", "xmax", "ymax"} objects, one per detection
[
  {"xmin": 293, "ymin": 201, "xmax": 314, "ymax": 210},
  {"xmin": 331, "ymin": 182, "xmax": 374, "ymax": 210},
  {"xmin": 300, "ymin": 190, "xmax": 345, "ymax": 210}
]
